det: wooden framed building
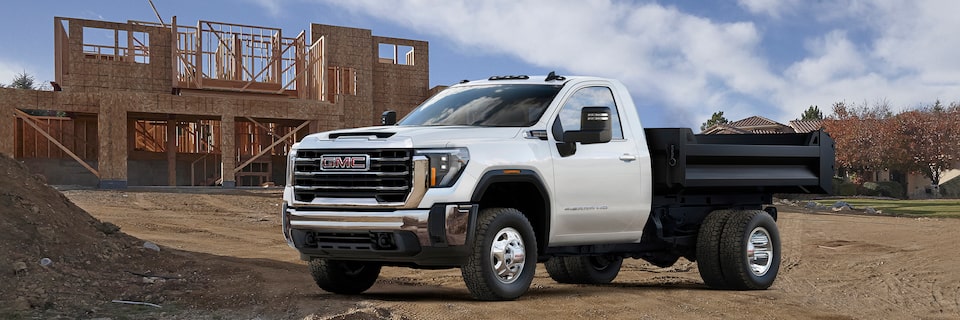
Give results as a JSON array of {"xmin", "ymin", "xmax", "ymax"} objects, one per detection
[{"xmin": 0, "ymin": 16, "xmax": 430, "ymax": 188}]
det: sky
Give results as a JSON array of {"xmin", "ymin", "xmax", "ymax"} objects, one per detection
[{"xmin": 1, "ymin": 0, "xmax": 959, "ymax": 129}]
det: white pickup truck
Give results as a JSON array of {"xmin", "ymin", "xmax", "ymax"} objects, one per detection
[{"xmin": 282, "ymin": 73, "xmax": 833, "ymax": 300}]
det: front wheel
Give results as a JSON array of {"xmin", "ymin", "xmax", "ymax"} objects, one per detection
[
  {"xmin": 461, "ymin": 208, "xmax": 538, "ymax": 300},
  {"xmin": 309, "ymin": 259, "xmax": 382, "ymax": 294}
]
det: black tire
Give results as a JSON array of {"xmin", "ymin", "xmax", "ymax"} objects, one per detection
[
  {"xmin": 309, "ymin": 259, "xmax": 381, "ymax": 294},
  {"xmin": 461, "ymin": 208, "xmax": 538, "ymax": 300},
  {"xmin": 562, "ymin": 255, "xmax": 623, "ymax": 284},
  {"xmin": 696, "ymin": 210, "xmax": 734, "ymax": 289},
  {"xmin": 719, "ymin": 210, "xmax": 781, "ymax": 290},
  {"xmin": 545, "ymin": 257, "xmax": 576, "ymax": 284}
]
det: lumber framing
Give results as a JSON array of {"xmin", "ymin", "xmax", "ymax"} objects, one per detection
[
  {"xmin": 14, "ymin": 109, "xmax": 100, "ymax": 178},
  {"xmin": 232, "ymin": 120, "xmax": 308, "ymax": 175},
  {"xmin": 2, "ymin": 15, "xmax": 431, "ymax": 188}
]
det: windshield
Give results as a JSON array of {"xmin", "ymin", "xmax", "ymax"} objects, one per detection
[{"xmin": 398, "ymin": 84, "xmax": 563, "ymax": 127}]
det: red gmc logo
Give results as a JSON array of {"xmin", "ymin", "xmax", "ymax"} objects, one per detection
[{"xmin": 320, "ymin": 155, "xmax": 368, "ymax": 171}]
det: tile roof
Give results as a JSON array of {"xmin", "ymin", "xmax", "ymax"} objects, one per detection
[
  {"xmin": 727, "ymin": 116, "xmax": 781, "ymax": 128},
  {"xmin": 701, "ymin": 115, "xmax": 801, "ymax": 134},
  {"xmin": 789, "ymin": 119, "xmax": 823, "ymax": 133}
]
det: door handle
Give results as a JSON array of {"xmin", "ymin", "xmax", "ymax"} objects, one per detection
[{"xmin": 619, "ymin": 154, "xmax": 637, "ymax": 161}]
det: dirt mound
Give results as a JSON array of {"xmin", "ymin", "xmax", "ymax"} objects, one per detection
[{"xmin": 0, "ymin": 154, "xmax": 218, "ymax": 317}]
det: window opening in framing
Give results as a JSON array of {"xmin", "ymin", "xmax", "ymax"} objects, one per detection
[
  {"xmin": 378, "ymin": 43, "xmax": 414, "ymax": 65},
  {"xmin": 82, "ymin": 27, "xmax": 150, "ymax": 64}
]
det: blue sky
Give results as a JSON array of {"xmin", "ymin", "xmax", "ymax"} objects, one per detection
[{"xmin": 2, "ymin": 0, "xmax": 959, "ymax": 129}]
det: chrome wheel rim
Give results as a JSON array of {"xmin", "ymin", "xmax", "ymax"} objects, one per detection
[
  {"xmin": 489, "ymin": 227, "xmax": 526, "ymax": 284},
  {"xmin": 747, "ymin": 227, "xmax": 773, "ymax": 276}
]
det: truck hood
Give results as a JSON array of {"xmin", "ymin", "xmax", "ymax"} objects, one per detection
[{"xmin": 297, "ymin": 126, "xmax": 525, "ymax": 149}]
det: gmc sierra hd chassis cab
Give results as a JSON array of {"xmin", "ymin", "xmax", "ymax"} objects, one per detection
[{"xmin": 281, "ymin": 73, "xmax": 834, "ymax": 300}]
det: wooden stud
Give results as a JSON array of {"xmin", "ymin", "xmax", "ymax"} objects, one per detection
[
  {"xmin": 166, "ymin": 117, "xmax": 177, "ymax": 186},
  {"xmin": 14, "ymin": 109, "xmax": 100, "ymax": 178},
  {"xmin": 232, "ymin": 120, "xmax": 308, "ymax": 174}
]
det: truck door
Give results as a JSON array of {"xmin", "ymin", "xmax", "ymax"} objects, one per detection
[{"xmin": 549, "ymin": 85, "xmax": 647, "ymax": 245}]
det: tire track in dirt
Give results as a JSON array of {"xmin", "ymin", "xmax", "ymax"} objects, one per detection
[{"xmin": 60, "ymin": 190, "xmax": 960, "ymax": 319}]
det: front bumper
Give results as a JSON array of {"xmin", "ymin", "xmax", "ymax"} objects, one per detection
[{"xmin": 282, "ymin": 203, "xmax": 477, "ymax": 267}]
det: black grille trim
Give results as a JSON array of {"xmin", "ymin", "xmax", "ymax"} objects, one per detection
[{"xmin": 294, "ymin": 149, "xmax": 413, "ymax": 203}]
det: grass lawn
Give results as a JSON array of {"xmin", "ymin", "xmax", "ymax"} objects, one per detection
[{"xmin": 815, "ymin": 198, "xmax": 960, "ymax": 218}]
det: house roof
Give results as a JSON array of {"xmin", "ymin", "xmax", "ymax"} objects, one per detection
[
  {"xmin": 702, "ymin": 115, "xmax": 795, "ymax": 135},
  {"xmin": 727, "ymin": 116, "xmax": 782, "ymax": 128},
  {"xmin": 702, "ymin": 125, "xmax": 749, "ymax": 134},
  {"xmin": 789, "ymin": 119, "xmax": 823, "ymax": 133}
]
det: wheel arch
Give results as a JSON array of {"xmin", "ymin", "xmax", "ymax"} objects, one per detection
[{"xmin": 471, "ymin": 170, "xmax": 551, "ymax": 254}]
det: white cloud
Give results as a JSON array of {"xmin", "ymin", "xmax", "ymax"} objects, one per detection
[
  {"xmin": 786, "ymin": 30, "xmax": 866, "ymax": 87},
  {"xmin": 321, "ymin": 0, "xmax": 781, "ymax": 128},
  {"xmin": 737, "ymin": 0, "xmax": 801, "ymax": 18},
  {"xmin": 0, "ymin": 60, "xmax": 22, "ymax": 86},
  {"xmin": 252, "ymin": 0, "xmax": 283, "ymax": 17},
  {"xmin": 773, "ymin": 1, "xmax": 960, "ymax": 117},
  {"xmin": 318, "ymin": 0, "xmax": 960, "ymax": 128}
]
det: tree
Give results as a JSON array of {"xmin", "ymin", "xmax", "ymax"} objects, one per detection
[
  {"xmin": 894, "ymin": 104, "xmax": 960, "ymax": 188},
  {"xmin": 799, "ymin": 105, "xmax": 823, "ymax": 120},
  {"xmin": 822, "ymin": 101, "xmax": 901, "ymax": 179},
  {"xmin": 700, "ymin": 111, "xmax": 729, "ymax": 132},
  {"xmin": 10, "ymin": 71, "xmax": 35, "ymax": 89}
]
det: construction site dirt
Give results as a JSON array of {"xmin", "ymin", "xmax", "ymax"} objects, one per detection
[{"xmin": 2, "ymin": 158, "xmax": 959, "ymax": 318}]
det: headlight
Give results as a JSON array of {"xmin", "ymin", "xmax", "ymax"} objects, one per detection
[
  {"xmin": 415, "ymin": 148, "xmax": 469, "ymax": 188},
  {"xmin": 286, "ymin": 148, "xmax": 297, "ymax": 187}
]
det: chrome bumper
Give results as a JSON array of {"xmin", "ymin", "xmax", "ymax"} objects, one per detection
[{"xmin": 283, "ymin": 204, "xmax": 474, "ymax": 247}]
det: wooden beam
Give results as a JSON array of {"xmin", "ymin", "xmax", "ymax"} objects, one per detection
[
  {"xmin": 232, "ymin": 120, "xmax": 308, "ymax": 174},
  {"xmin": 167, "ymin": 119, "xmax": 177, "ymax": 186},
  {"xmin": 240, "ymin": 40, "xmax": 296, "ymax": 91},
  {"xmin": 243, "ymin": 116, "xmax": 291, "ymax": 146},
  {"xmin": 204, "ymin": 22, "xmax": 257, "ymax": 81},
  {"xmin": 147, "ymin": 0, "xmax": 166, "ymax": 27},
  {"xmin": 135, "ymin": 121, "xmax": 165, "ymax": 151},
  {"xmin": 14, "ymin": 109, "xmax": 100, "ymax": 178},
  {"xmin": 277, "ymin": 43, "xmax": 323, "ymax": 94},
  {"xmin": 171, "ymin": 16, "xmax": 178, "ymax": 89}
]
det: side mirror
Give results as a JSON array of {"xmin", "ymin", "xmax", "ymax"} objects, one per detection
[
  {"xmin": 562, "ymin": 107, "xmax": 612, "ymax": 144},
  {"xmin": 381, "ymin": 110, "xmax": 397, "ymax": 125}
]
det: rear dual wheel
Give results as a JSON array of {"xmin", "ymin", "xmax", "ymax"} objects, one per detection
[
  {"xmin": 546, "ymin": 255, "xmax": 623, "ymax": 284},
  {"xmin": 696, "ymin": 209, "xmax": 780, "ymax": 290}
]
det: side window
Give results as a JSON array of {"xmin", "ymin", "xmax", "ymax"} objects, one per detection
[{"xmin": 557, "ymin": 86, "xmax": 624, "ymax": 140}]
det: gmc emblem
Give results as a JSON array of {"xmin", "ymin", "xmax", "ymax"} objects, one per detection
[{"xmin": 319, "ymin": 154, "xmax": 369, "ymax": 171}]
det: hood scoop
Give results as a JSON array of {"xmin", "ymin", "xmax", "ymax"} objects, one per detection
[{"xmin": 329, "ymin": 132, "xmax": 396, "ymax": 139}]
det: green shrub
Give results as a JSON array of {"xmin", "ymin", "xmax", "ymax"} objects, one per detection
[
  {"xmin": 877, "ymin": 181, "xmax": 904, "ymax": 199},
  {"xmin": 837, "ymin": 182, "xmax": 859, "ymax": 196},
  {"xmin": 861, "ymin": 182, "xmax": 880, "ymax": 196}
]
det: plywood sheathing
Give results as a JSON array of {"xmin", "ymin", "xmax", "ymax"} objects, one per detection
[
  {"xmin": 3, "ymin": 17, "xmax": 432, "ymax": 187},
  {"xmin": 311, "ymin": 24, "xmax": 376, "ymax": 128},
  {"xmin": 220, "ymin": 116, "xmax": 236, "ymax": 186},
  {"xmin": 371, "ymin": 36, "xmax": 430, "ymax": 125}
]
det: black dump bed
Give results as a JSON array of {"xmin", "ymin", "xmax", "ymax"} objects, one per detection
[{"xmin": 644, "ymin": 128, "xmax": 834, "ymax": 195}]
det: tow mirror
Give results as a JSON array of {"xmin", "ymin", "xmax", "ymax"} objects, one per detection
[
  {"xmin": 562, "ymin": 106, "xmax": 612, "ymax": 144},
  {"xmin": 381, "ymin": 110, "xmax": 397, "ymax": 125}
]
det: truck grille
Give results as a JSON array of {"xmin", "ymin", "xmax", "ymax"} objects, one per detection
[{"xmin": 293, "ymin": 149, "xmax": 412, "ymax": 203}]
